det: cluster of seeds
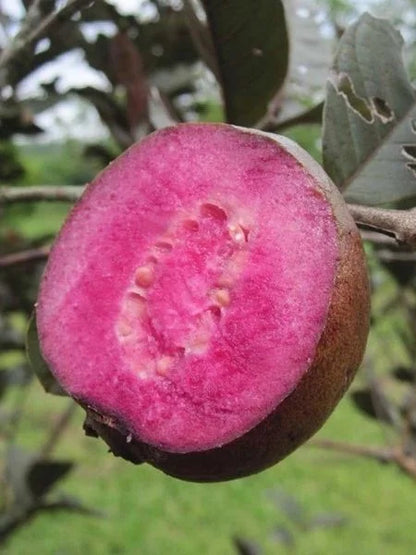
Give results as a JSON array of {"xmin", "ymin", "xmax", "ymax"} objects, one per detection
[{"xmin": 115, "ymin": 202, "xmax": 250, "ymax": 379}]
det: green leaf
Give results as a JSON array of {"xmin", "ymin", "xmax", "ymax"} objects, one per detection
[
  {"xmin": 28, "ymin": 461, "xmax": 73, "ymax": 499},
  {"xmin": 0, "ymin": 448, "xmax": 83, "ymax": 544},
  {"xmin": 5, "ymin": 447, "xmax": 40, "ymax": 510},
  {"xmin": 5, "ymin": 448, "xmax": 71, "ymax": 508},
  {"xmin": 202, "ymin": 0, "xmax": 289, "ymax": 126},
  {"xmin": 26, "ymin": 312, "xmax": 66, "ymax": 396},
  {"xmin": 323, "ymin": 13, "xmax": 416, "ymax": 206},
  {"xmin": 350, "ymin": 384, "xmax": 398, "ymax": 426}
]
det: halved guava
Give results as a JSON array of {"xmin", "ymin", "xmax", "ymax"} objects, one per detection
[{"xmin": 37, "ymin": 123, "xmax": 369, "ymax": 481}]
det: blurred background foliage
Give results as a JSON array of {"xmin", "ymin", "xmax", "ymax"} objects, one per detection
[{"xmin": 1, "ymin": 0, "xmax": 416, "ymax": 553}]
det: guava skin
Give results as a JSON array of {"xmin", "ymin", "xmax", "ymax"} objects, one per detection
[{"xmin": 37, "ymin": 123, "xmax": 370, "ymax": 482}]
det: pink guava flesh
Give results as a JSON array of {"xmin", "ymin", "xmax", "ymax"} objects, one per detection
[{"xmin": 37, "ymin": 124, "xmax": 338, "ymax": 453}]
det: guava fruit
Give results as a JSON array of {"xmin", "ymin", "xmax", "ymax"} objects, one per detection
[{"xmin": 36, "ymin": 123, "xmax": 369, "ymax": 482}]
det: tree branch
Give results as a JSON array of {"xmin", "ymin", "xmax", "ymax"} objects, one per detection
[
  {"xmin": 39, "ymin": 401, "xmax": 77, "ymax": 459},
  {"xmin": 258, "ymin": 102, "xmax": 324, "ymax": 133},
  {"xmin": 0, "ymin": 246, "xmax": 51, "ymax": 268},
  {"xmin": 309, "ymin": 438, "xmax": 394, "ymax": 463},
  {"xmin": 348, "ymin": 204, "xmax": 416, "ymax": 248},
  {"xmin": 0, "ymin": 0, "xmax": 95, "ymax": 87},
  {"xmin": 0, "ymin": 185, "xmax": 83, "ymax": 203},
  {"xmin": 182, "ymin": 0, "xmax": 220, "ymax": 80},
  {"xmin": 2, "ymin": 184, "xmax": 416, "ymax": 254},
  {"xmin": 310, "ymin": 438, "xmax": 416, "ymax": 481}
]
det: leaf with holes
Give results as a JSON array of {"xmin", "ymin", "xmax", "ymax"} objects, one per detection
[
  {"xmin": 323, "ymin": 13, "xmax": 416, "ymax": 206},
  {"xmin": 26, "ymin": 312, "xmax": 66, "ymax": 396},
  {"xmin": 202, "ymin": 0, "xmax": 289, "ymax": 126}
]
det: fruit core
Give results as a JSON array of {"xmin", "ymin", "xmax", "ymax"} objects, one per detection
[{"xmin": 116, "ymin": 201, "xmax": 250, "ymax": 380}]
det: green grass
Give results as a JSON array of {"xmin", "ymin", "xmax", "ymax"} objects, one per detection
[
  {"xmin": 2, "ymin": 375, "xmax": 416, "ymax": 555},
  {"xmin": 1, "ymin": 201, "xmax": 73, "ymax": 240}
]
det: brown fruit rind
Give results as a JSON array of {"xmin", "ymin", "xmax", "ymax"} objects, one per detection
[{"xmin": 78, "ymin": 129, "xmax": 370, "ymax": 482}]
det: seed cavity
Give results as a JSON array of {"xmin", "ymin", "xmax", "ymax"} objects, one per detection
[
  {"xmin": 116, "ymin": 319, "xmax": 133, "ymax": 338},
  {"xmin": 208, "ymin": 305, "xmax": 222, "ymax": 322},
  {"xmin": 156, "ymin": 355, "xmax": 173, "ymax": 376},
  {"xmin": 241, "ymin": 225, "xmax": 250, "ymax": 241},
  {"xmin": 186, "ymin": 334, "xmax": 209, "ymax": 355},
  {"xmin": 125, "ymin": 292, "xmax": 146, "ymax": 315},
  {"xmin": 228, "ymin": 223, "xmax": 247, "ymax": 245},
  {"xmin": 200, "ymin": 202, "xmax": 227, "ymax": 221},
  {"xmin": 183, "ymin": 219, "xmax": 199, "ymax": 232},
  {"xmin": 117, "ymin": 200, "xmax": 251, "ymax": 376},
  {"xmin": 154, "ymin": 241, "xmax": 173, "ymax": 253},
  {"xmin": 135, "ymin": 265, "xmax": 154, "ymax": 288},
  {"xmin": 212, "ymin": 288, "xmax": 230, "ymax": 307}
]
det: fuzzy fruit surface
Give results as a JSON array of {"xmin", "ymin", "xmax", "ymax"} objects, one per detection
[{"xmin": 37, "ymin": 123, "xmax": 369, "ymax": 481}]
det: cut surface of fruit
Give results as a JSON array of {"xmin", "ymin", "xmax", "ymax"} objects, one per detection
[{"xmin": 38, "ymin": 124, "xmax": 346, "ymax": 454}]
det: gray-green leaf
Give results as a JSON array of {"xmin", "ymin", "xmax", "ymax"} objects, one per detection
[
  {"xmin": 323, "ymin": 13, "xmax": 416, "ymax": 206},
  {"xmin": 26, "ymin": 312, "xmax": 66, "ymax": 396}
]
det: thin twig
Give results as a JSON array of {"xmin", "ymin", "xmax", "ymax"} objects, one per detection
[
  {"xmin": 182, "ymin": 0, "xmax": 220, "ymax": 80},
  {"xmin": 309, "ymin": 438, "xmax": 394, "ymax": 463},
  {"xmin": 310, "ymin": 438, "xmax": 416, "ymax": 481},
  {"xmin": 0, "ymin": 245, "xmax": 51, "ymax": 268},
  {"xmin": 2, "ymin": 185, "xmax": 416, "ymax": 254},
  {"xmin": 258, "ymin": 102, "xmax": 324, "ymax": 133},
  {"xmin": 40, "ymin": 401, "xmax": 77, "ymax": 459},
  {"xmin": 348, "ymin": 204, "xmax": 416, "ymax": 249},
  {"xmin": 0, "ymin": 185, "xmax": 83, "ymax": 203},
  {"xmin": 0, "ymin": 0, "xmax": 95, "ymax": 85},
  {"xmin": 6, "ymin": 383, "xmax": 32, "ymax": 445}
]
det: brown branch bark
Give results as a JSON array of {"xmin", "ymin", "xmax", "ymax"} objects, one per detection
[
  {"xmin": 348, "ymin": 204, "xmax": 416, "ymax": 249},
  {"xmin": 0, "ymin": 246, "xmax": 51, "ymax": 268},
  {"xmin": 309, "ymin": 438, "xmax": 394, "ymax": 463},
  {"xmin": 310, "ymin": 438, "xmax": 416, "ymax": 481},
  {"xmin": 0, "ymin": 185, "xmax": 83, "ymax": 203}
]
